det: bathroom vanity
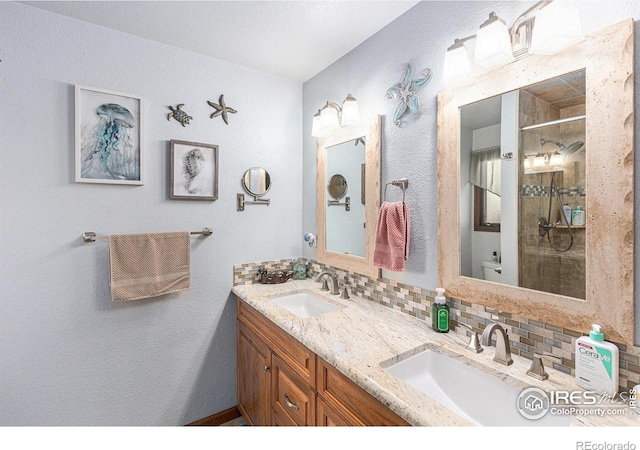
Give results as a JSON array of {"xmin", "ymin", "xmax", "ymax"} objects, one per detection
[
  {"xmin": 233, "ymin": 280, "xmax": 636, "ymax": 426},
  {"xmin": 237, "ymin": 295, "xmax": 408, "ymax": 425}
]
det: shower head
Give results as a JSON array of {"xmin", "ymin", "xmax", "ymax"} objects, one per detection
[
  {"xmin": 562, "ymin": 141, "xmax": 584, "ymax": 157},
  {"xmin": 540, "ymin": 139, "xmax": 584, "ymax": 157}
]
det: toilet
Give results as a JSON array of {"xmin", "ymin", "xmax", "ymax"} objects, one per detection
[{"xmin": 481, "ymin": 261, "xmax": 502, "ymax": 283}]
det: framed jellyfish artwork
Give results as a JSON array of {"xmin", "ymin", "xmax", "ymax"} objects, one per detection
[
  {"xmin": 169, "ymin": 140, "xmax": 218, "ymax": 201},
  {"xmin": 75, "ymin": 85, "xmax": 144, "ymax": 185}
]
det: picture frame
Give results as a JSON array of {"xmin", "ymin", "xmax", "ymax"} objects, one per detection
[
  {"xmin": 75, "ymin": 85, "xmax": 144, "ymax": 185},
  {"xmin": 170, "ymin": 140, "xmax": 219, "ymax": 201}
]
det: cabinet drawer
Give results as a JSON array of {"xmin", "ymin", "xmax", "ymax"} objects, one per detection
[
  {"xmin": 237, "ymin": 298, "xmax": 315, "ymax": 384},
  {"xmin": 271, "ymin": 354, "xmax": 314, "ymax": 426},
  {"xmin": 317, "ymin": 357, "xmax": 409, "ymax": 426}
]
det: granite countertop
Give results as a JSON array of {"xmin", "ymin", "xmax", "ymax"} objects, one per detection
[{"xmin": 232, "ymin": 279, "xmax": 637, "ymax": 427}]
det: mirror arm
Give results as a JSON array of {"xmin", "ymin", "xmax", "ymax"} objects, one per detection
[
  {"xmin": 237, "ymin": 193, "xmax": 270, "ymax": 212},
  {"xmin": 327, "ymin": 196, "xmax": 350, "ymax": 211}
]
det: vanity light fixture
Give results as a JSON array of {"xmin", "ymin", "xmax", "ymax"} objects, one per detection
[
  {"xmin": 533, "ymin": 154, "xmax": 546, "ymax": 168},
  {"xmin": 529, "ymin": 0, "xmax": 583, "ymax": 55},
  {"xmin": 441, "ymin": 0, "xmax": 583, "ymax": 88},
  {"xmin": 473, "ymin": 12, "xmax": 515, "ymax": 71},
  {"xmin": 311, "ymin": 94, "xmax": 360, "ymax": 137},
  {"xmin": 549, "ymin": 151, "xmax": 564, "ymax": 166},
  {"xmin": 441, "ymin": 39, "xmax": 475, "ymax": 89}
]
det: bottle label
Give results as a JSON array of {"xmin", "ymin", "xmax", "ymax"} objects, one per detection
[
  {"xmin": 437, "ymin": 309, "xmax": 449, "ymax": 331},
  {"xmin": 577, "ymin": 341, "xmax": 613, "ymax": 382}
]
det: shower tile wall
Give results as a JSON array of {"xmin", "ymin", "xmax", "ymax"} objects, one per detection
[{"xmin": 519, "ymin": 86, "xmax": 586, "ymax": 299}]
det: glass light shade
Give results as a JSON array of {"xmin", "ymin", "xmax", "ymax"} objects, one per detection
[
  {"xmin": 523, "ymin": 156, "xmax": 531, "ymax": 170},
  {"xmin": 473, "ymin": 13, "xmax": 515, "ymax": 70},
  {"xmin": 311, "ymin": 111, "xmax": 323, "ymax": 137},
  {"xmin": 340, "ymin": 94, "xmax": 360, "ymax": 127},
  {"xmin": 550, "ymin": 152, "xmax": 564, "ymax": 166},
  {"xmin": 530, "ymin": 0, "xmax": 583, "ymax": 55},
  {"xmin": 533, "ymin": 154, "xmax": 545, "ymax": 168},
  {"xmin": 319, "ymin": 104, "xmax": 339, "ymax": 133},
  {"xmin": 441, "ymin": 43, "xmax": 474, "ymax": 88}
]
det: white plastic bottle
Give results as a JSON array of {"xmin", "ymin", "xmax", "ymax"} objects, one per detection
[
  {"xmin": 562, "ymin": 204, "xmax": 572, "ymax": 225},
  {"xmin": 572, "ymin": 206, "xmax": 585, "ymax": 226},
  {"xmin": 575, "ymin": 324, "xmax": 619, "ymax": 397}
]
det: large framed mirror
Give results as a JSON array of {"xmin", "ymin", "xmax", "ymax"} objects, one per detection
[
  {"xmin": 437, "ymin": 20, "xmax": 634, "ymax": 344},
  {"xmin": 317, "ymin": 115, "xmax": 381, "ymax": 278}
]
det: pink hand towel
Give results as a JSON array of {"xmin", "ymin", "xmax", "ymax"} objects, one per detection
[{"xmin": 373, "ymin": 201, "xmax": 410, "ymax": 272}]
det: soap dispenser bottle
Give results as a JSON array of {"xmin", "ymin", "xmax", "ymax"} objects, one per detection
[
  {"xmin": 431, "ymin": 288, "xmax": 449, "ymax": 333},
  {"xmin": 575, "ymin": 324, "xmax": 619, "ymax": 397}
]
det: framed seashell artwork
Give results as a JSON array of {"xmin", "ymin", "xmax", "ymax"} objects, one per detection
[{"xmin": 169, "ymin": 140, "xmax": 219, "ymax": 201}]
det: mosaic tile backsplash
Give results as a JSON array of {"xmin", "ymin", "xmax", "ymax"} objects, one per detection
[{"xmin": 232, "ymin": 258, "xmax": 640, "ymax": 392}]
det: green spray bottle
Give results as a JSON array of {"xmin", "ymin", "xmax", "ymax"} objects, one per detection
[{"xmin": 432, "ymin": 288, "xmax": 449, "ymax": 333}]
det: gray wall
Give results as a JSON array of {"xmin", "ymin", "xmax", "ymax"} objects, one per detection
[
  {"xmin": 302, "ymin": 0, "xmax": 640, "ymax": 342},
  {"xmin": 0, "ymin": 3, "xmax": 302, "ymax": 425}
]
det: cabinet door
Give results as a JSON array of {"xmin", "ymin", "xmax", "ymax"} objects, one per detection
[
  {"xmin": 316, "ymin": 395, "xmax": 356, "ymax": 426},
  {"xmin": 317, "ymin": 358, "xmax": 409, "ymax": 426},
  {"xmin": 238, "ymin": 322, "xmax": 271, "ymax": 426},
  {"xmin": 271, "ymin": 354, "xmax": 314, "ymax": 426}
]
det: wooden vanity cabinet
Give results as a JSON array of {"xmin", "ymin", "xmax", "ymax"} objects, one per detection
[
  {"xmin": 237, "ymin": 322, "xmax": 271, "ymax": 426},
  {"xmin": 237, "ymin": 298, "xmax": 315, "ymax": 426},
  {"xmin": 316, "ymin": 357, "xmax": 408, "ymax": 426},
  {"xmin": 236, "ymin": 297, "xmax": 409, "ymax": 426}
]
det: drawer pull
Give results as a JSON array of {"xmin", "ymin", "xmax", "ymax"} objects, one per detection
[
  {"xmin": 264, "ymin": 366, "xmax": 270, "ymax": 373},
  {"xmin": 283, "ymin": 392, "xmax": 299, "ymax": 411}
]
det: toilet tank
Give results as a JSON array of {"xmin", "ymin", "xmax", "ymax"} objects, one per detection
[{"xmin": 482, "ymin": 261, "xmax": 502, "ymax": 283}]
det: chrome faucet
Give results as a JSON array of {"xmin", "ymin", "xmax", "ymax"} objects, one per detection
[
  {"xmin": 481, "ymin": 322, "xmax": 513, "ymax": 366},
  {"xmin": 315, "ymin": 271, "xmax": 340, "ymax": 295}
]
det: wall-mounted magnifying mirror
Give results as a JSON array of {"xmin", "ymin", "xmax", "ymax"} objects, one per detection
[
  {"xmin": 242, "ymin": 167, "xmax": 271, "ymax": 197},
  {"xmin": 328, "ymin": 174, "xmax": 348, "ymax": 199},
  {"xmin": 237, "ymin": 167, "xmax": 271, "ymax": 211},
  {"xmin": 437, "ymin": 20, "xmax": 634, "ymax": 344}
]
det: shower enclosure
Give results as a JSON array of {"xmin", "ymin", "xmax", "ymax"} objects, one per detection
[{"xmin": 518, "ymin": 70, "xmax": 586, "ymax": 299}]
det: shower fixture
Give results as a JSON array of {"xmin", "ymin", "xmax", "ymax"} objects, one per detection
[
  {"xmin": 538, "ymin": 169, "xmax": 574, "ymax": 252},
  {"xmin": 540, "ymin": 138, "xmax": 584, "ymax": 158}
]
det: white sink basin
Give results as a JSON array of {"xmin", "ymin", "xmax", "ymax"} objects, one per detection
[
  {"xmin": 384, "ymin": 348, "xmax": 574, "ymax": 426},
  {"xmin": 271, "ymin": 291, "xmax": 342, "ymax": 318}
]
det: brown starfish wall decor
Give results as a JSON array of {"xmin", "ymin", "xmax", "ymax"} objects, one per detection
[{"xmin": 207, "ymin": 94, "xmax": 237, "ymax": 124}]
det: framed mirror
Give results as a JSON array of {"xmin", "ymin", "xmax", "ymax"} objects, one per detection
[
  {"xmin": 437, "ymin": 20, "xmax": 634, "ymax": 344},
  {"xmin": 317, "ymin": 115, "xmax": 381, "ymax": 278}
]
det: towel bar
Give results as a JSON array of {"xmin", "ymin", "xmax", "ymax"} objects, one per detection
[{"xmin": 82, "ymin": 228, "xmax": 213, "ymax": 243}]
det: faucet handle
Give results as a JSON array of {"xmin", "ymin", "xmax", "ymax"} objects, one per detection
[
  {"xmin": 527, "ymin": 352, "xmax": 563, "ymax": 380},
  {"xmin": 339, "ymin": 285, "xmax": 350, "ymax": 299},
  {"xmin": 319, "ymin": 278, "xmax": 329, "ymax": 291},
  {"xmin": 458, "ymin": 323, "xmax": 484, "ymax": 354}
]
